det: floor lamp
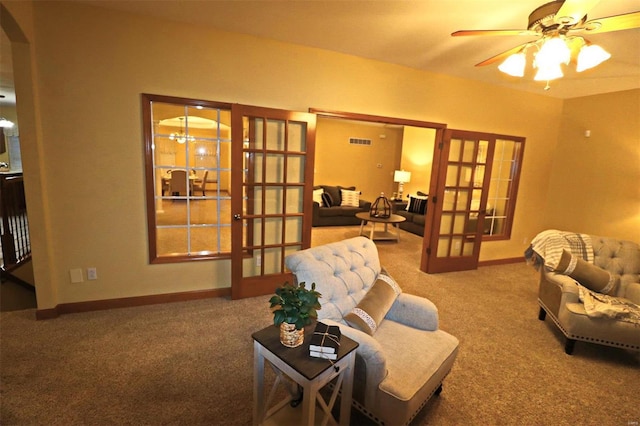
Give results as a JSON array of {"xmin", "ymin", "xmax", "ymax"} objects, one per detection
[{"xmin": 394, "ymin": 170, "xmax": 411, "ymax": 200}]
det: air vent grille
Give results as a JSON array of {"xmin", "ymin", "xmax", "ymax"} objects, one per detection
[{"xmin": 349, "ymin": 137, "xmax": 372, "ymax": 146}]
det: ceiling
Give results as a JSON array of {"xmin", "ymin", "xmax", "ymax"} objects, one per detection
[{"xmin": 2, "ymin": 0, "xmax": 639, "ymax": 105}]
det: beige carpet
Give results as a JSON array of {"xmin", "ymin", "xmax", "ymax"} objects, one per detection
[{"xmin": 1, "ymin": 227, "xmax": 638, "ymax": 425}]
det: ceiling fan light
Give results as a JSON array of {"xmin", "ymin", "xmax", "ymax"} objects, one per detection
[
  {"xmin": 498, "ymin": 53, "xmax": 526, "ymax": 77},
  {"xmin": 536, "ymin": 37, "xmax": 571, "ymax": 67},
  {"xmin": 534, "ymin": 63, "xmax": 564, "ymax": 81},
  {"xmin": 576, "ymin": 44, "xmax": 611, "ymax": 72}
]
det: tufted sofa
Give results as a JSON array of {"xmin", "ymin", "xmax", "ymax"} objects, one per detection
[
  {"xmin": 285, "ymin": 236, "xmax": 459, "ymax": 425},
  {"xmin": 532, "ymin": 231, "xmax": 640, "ymax": 354}
]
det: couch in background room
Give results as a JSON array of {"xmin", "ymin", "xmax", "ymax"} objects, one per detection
[
  {"xmin": 312, "ymin": 185, "xmax": 371, "ymax": 227},
  {"xmin": 396, "ymin": 193, "xmax": 496, "ymax": 237},
  {"xmin": 396, "ymin": 193, "xmax": 428, "ymax": 236}
]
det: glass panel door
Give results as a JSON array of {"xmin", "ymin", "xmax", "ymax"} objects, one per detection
[
  {"xmin": 425, "ymin": 130, "xmax": 494, "ymax": 273},
  {"xmin": 231, "ymin": 105, "xmax": 315, "ymax": 299}
]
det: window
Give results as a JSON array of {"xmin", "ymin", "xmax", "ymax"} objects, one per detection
[
  {"xmin": 483, "ymin": 137, "xmax": 524, "ymax": 240},
  {"xmin": 142, "ymin": 94, "xmax": 233, "ymax": 263}
]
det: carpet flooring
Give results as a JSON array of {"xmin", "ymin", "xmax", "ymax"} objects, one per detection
[{"xmin": 1, "ymin": 227, "xmax": 638, "ymax": 425}]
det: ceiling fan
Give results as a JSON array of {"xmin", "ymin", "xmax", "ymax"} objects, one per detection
[{"xmin": 451, "ymin": 0, "xmax": 640, "ymax": 86}]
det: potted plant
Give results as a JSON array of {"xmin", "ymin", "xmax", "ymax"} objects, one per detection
[{"xmin": 269, "ymin": 282, "xmax": 321, "ymax": 347}]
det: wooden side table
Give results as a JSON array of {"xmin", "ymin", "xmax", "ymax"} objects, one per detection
[
  {"xmin": 252, "ymin": 324, "xmax": 358, "ymax": 426},
  {"xmin": 392, "ymin": 200, "xmax": 408, "ymax": 213}
]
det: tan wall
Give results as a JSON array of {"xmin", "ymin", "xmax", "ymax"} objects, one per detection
[
  {"xmin": 6, "ymin": 1, "xmax": 635, "ymax": 309},
  {"xmin": 544, "ymin": 89, "xmax": 640, "ymax": 240},
  {"xmin": 315, "ymin": 117, "xmax": 403, "ymax": 200},
  {"xmin": 400, "ymin": 126, "xmax": 436, "ymax": 198}
]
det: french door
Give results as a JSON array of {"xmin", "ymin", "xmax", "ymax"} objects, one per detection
[
  {"xmin": 423, "ymin": 130, "xmax": 495, "ymax": 273},
  {"xmin": 230, "ymin": 105, "xmax": 316, "ymax": 299}
]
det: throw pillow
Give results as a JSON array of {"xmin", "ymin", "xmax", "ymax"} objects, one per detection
[
  {"xmin": 321, "ymin": 185, "xmax": 342, "ymax": 206},
  {"xmin": 313, "ymin": 189, "xmax": 324, "ymax": 205},
  {"xmin": 340, "ymin": 189, "xmax": 360, "ymax": 207},
  {"xmin": 407, "ymin": 195, "xmax": 428, "ymax": 214},
  {"xmin": 344, "ymin": 269, "xmax": 402, "ymax": 335},
  {"xmin": 555, "ymin": 249, "xmax": 618, "ymax": 294},
  {"xmin": 321, "ymin": 192, "xmax": 333, "ymax": 207}
]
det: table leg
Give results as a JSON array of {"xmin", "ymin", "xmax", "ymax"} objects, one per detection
[
  {"xmin": 369, "ymin": 222, "xmax": 375, "ymax": 240},
  {"xmin": 339, "ymin": 351, "xmax": 356, "ymax": 426},
  {"xmin": 301, "ymin": 381, "xmax": 316, "ymax": 426},
  {"xmin": 253, "ymin": 341, "xmax": 265, "ymax": 426},
  {"xmin": 359, "ymin": 220, "xmax": 366, "ymax": 237}
]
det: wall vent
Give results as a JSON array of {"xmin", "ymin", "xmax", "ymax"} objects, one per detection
[{"xmin": 349, "ymin": 137, "xmax": 372, "ymax": 146}]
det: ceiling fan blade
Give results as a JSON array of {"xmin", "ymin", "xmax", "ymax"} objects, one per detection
[
  {"xmin": 475, "ymin": 43, "xmax": 529, "ymax": 67},
  {"xmin": 451, "ymin": 29, "xmax": 535, "ymax": 37},
  {"xmin": 555, "ymin": 0, "xmax": 600, "ymax": 26},
  {"xmin": 577, "ymin": 11, "xmax": 640, "ymax": 34}
]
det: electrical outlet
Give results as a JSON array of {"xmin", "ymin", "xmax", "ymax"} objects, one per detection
[
  {"xmin": 87, "ymin": 267, "xmax": 98, "ymax": 280},
  {"xmin": 256, "ymin": 255, "xmax": 261, "ymax": 267}
]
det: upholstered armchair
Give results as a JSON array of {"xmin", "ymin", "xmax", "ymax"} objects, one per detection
[
  {"xmin": 284, "ymin": 236, "xmax": 459, "ymax": 425},
  {"xmin": 528, "ymin": 230, "xmax": 640, "ymax": 354}
]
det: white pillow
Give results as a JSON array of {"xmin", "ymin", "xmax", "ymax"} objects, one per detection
[
  {"xmin": 313, "ymin": 188, "xmax": 324, "ymax": 204},
  {"xmin": 340, "ymin": 189, "xmax": 360, "ymax": 207}
]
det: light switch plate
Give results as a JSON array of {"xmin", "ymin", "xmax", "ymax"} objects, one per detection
[{"xmin": 70, "ymin": 268, "xmax": 83, "ymax": 283}]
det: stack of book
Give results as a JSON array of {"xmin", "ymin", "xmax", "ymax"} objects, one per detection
[{"xmin": 309, "ymin": 322, "xmax": 341, "ymax": 360}]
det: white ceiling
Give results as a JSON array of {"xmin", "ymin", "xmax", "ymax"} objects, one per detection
[{"xmin": 2, "ymin": 0, "xmax": 639, "ymax": 104}]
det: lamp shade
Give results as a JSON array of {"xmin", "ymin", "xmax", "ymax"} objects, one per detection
[
  {"xmin": 534, "ymin": 62, "xmax": 564, "ymax": 81},
  {"xmin": 576, "ymin": 44, "xmax": 611, "ymax": 72},
  {"xmin": 536, "ymin": 37, "xmax": 571, "ymax": 67},
  {"xmin": 0, "ymin": 118, "xmax": 14, "ymax": 128},
  {"xmin": 394, "ymin": 170, "xmax": 411, "ymax": 183},
  {"xmin": 498, "ymin": 52, "xmax": 526, "ymax": 77}
]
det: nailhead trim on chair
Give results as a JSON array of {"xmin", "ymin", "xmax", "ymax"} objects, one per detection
[
  {"xmin": 328, "ymin": 376, "xmax": 449, "ymax": 426},
  {"xmin": 538, "ymin": 300, "xmax": 640, "ymax": 352}
]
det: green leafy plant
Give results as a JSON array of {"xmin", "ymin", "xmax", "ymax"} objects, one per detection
[{"xmin": 269, "ymin": 282, "xmax": 322, "ymax": 330}]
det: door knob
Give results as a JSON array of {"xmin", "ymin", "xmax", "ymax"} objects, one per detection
[{"xmin": 234, "ymin": 214, "xmax": 241, "ymax": 221}]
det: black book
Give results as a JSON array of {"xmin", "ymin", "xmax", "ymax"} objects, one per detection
[{"xmin": 309, "ymin": 322, "xmax": 341, "ymax": 354}]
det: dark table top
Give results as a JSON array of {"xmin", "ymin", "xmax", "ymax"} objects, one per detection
[{"xmin": 252, "ymin": 322, "xmax": 358, "ymax": 381}]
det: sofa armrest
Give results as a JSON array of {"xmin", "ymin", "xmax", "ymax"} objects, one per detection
[
  {"xmin": 385, "ymin": 293, "xmax": 439, "ymax": 331},
  {"xmin": 321, "ymin": 319, "xmax": 387, "ymax": 406},
  {"xmin": 624, "ymin": 282, "xmax": 640, "ymax": 305},
  {"xmin": 544, "ymin": 270, "xmax": 580, "ymax": 304},
  {"xmin": 312, "ymin": 201, "xmax": 321, "ymax": 225}
]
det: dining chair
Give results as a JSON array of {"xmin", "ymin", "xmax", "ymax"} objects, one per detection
[
  {"xmin": 169, "ymin": 170, "xmax": 188, "ymax": 197},
  {"xmin": 192, "ymin": 171, "xmax": 209, "ymax": 196}
]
